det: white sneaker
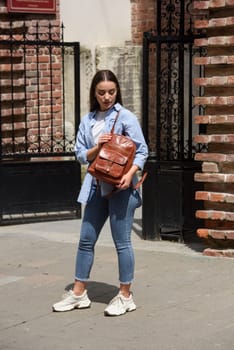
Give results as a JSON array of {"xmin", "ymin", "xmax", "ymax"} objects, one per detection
[
  {"xmin": 52, "ymin": 290, "xmax": 91, "ymax": 312},
  {"xmin": 104, "ymin": 292, "xmax": 136, "ymax": 316}
]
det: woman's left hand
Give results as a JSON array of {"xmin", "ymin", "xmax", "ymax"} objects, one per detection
[
  {"xmin": 117, "ymin": 165, "xmax": 139, "ymax": 190},
  {"xmin": 116, "ymin": 173, "xmax": 133, "ymax": 190}
]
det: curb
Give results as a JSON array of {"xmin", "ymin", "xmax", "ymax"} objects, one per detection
[{"xmin": 203, "ymin": 248, "xmax": 234, "ymax": 258}]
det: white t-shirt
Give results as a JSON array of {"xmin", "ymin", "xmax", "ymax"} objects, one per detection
[{"xmin": 92, "ymin": 111, "xmax": 105, "ymax": 144}]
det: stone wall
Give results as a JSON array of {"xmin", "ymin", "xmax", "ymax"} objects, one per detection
[
  {"xmin": 65, "ymin": 44, "xmax": 143, "ymax": 133},
  {"xmin": 96, "ymin": 45, "xmax": 142, "ymax": 119}
]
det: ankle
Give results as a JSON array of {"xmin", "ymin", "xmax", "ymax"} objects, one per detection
[
  {"xmin": 73, "ymin": 287, "xmax": 86, "ymax": 296},
  {"xmin": 73, "ymin": 280, "xmax": 86, "ymax": 296},
  {"xmin": 120, "ymin": 291, "xmax": 131, "ymax": 298},
  {"xmin": 119, "ymin": 284, "xmax": 131, "ymax": 298}
]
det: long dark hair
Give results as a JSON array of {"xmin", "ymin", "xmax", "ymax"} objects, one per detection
[{"xmin": 89, "ymin": 69, "xmax": 123, "ymax": 111}]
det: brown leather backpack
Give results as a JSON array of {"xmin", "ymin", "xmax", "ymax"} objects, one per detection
[{"xmin": 88, "ymin": 112, "xmax": 136, "ymax": 186}]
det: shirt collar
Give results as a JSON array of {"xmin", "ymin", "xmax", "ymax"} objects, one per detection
[{"xmin": 90, "ymin": 103, "xmax": 121, "ymax": 120}]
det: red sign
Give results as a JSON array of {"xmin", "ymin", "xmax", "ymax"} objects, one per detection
[{"xmin": 7, "ymin": 0, "xmax": 56, "ymax": 14}]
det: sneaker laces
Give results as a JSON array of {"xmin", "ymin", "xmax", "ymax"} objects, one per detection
[
  {"xmin": 61, "ymin": 290, "xmax": 73, "ymax": 299},
  {"xmin": 109, "ymin": 292, "xmax": 130, "ymax": 305}
]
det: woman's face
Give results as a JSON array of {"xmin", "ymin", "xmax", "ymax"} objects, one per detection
[{"xmin": 95, "ymin": 80, "xmax": 117, "ymax": 111}]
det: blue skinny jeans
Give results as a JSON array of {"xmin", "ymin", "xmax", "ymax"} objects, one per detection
[{"xmin": 75, "ymin": 184, "xmax": 141, "ymax": 284}]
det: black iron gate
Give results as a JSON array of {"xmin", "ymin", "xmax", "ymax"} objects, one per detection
[
  {"xmin": 0, "ymin": 23, "xmax": 81, "ymax": 224},
  {"xmin": 142, "ymin": 0, "xmax": 206, "ymax": 241}
]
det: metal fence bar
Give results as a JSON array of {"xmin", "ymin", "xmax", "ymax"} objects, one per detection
[
  {"xmin": 0, "ymin": 62, "xmax": 1, "ymax": 158},
  {"xmin": 142, "ymin": 33, "xmax": 149, "ymax": 146},
  {"xmin": 23, "ymin": 41, "xmax": 28, "ymax": 153},
  {"xmin": 74, "ymin": 42, "xmax": 80, "ymax": 136}
]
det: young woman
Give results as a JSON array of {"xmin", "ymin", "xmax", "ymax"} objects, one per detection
[{"xmin": 53, "ymin": 70, "xmax": 148, "ymax": 316}]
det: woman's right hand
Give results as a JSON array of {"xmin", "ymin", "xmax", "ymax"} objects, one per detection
[
  {"xmin": 87, "ymin": 133, "xmax": 112, "ymax": 161},
  {"xmin": 97, "ymin": 133, "xmax": 112, "ymax": 148}
]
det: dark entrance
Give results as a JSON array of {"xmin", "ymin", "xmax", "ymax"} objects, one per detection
[
  {"xmin": 142, "ymin": 0, "xmax": 206, "ymax": 241},
  {"xmin": 0, "ymin": 23, "xmax": 81, "ymax": 224}
]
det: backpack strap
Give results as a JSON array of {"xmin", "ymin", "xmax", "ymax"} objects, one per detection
[
  {"xmin": 110, "ymin": 111, "xmax": 120, "ymax": 134},
  {"xmin": 132, "ymin": 171, "xmax": 148, "ymax": 190}
]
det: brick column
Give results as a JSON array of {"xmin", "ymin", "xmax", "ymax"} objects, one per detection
[
  {"xmin": 130, "ymin": 0, "xmax": 156, "ymax": 44},
  {"xmin": 194, "ymin": 0, "xmax": 234, "ymax": 248}
]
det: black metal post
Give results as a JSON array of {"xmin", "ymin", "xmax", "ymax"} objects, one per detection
[{"xmin": 74, "ymin": 42, "xmax": 80, "ymax": 135}]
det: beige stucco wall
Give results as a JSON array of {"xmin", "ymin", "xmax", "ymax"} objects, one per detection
[{"xmin": 60, "ymin": 0, "xmax": 131, "ymax": 50}]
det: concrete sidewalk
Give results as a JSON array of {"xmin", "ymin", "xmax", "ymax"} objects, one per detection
[{"xmin": 0, "ymin": 210, "xmax": 234, "ymax": 350}]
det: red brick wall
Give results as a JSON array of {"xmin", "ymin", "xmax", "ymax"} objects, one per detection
[
  {"xmin": 0, "ymin": 0, "xmax": 62, "ymax": 155},
  {"xmin": 194, "ymin": 0, "xmax": 234, "ymax": 245},
  {"xmin": 131, "ymin": 0, "xmax": 156, "ymax": 44},
  {"xmin": 130, "ymin": 0, "xmax": 234, "ymax": 246}
]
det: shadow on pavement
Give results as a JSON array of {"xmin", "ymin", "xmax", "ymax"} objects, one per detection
[
  {"xmin": 65, "ymin": 281, "xmax": 119, "ymax": 304},
  {"xmin": 132, "ymin": 217, "xmax": 208, "ymax": 254}
]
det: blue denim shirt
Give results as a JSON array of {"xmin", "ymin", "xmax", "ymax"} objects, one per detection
[{"xmin": 74, "ymin": 103, "xmax": 149, "ymax": 204}]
